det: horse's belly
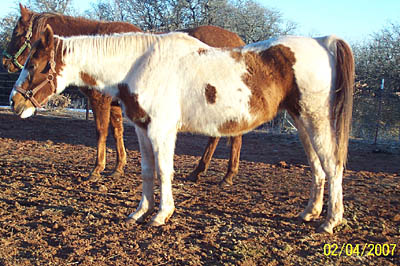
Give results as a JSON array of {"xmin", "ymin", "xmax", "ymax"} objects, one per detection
[{"xmin": 180, "ymin": 99, "xmax": 256, "ymax": 137}]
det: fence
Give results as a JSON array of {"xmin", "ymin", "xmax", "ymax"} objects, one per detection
[
  {"xmin": 0, "ymin": 72, "xmax": 18, "ymax": 106},
  {"xmin": 352, "ymin": 90, "xmax": 400, "ymax": 143}
]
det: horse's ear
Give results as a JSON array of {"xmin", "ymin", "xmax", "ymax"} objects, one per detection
[
  {"xmin": 19, "ymin": 3, "xmax": 31, "ymax": 22},
  {"xmin": 40, "ymin": 25, "xmax": 55, "ymax": 50}
]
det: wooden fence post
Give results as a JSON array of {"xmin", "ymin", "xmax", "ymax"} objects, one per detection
[
  {"xmin": 85, "ymin": 97, "xmax": 89, "ymax": 120},
  {"xmin": 373, "ymin": 79, "xmax": 384, "ymax": 145}
]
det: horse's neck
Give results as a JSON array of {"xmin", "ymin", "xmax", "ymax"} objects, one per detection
[
  {"xmin": 58, "ymin": 34, "xmax": 160, "ymax": 90},
  {"xmin": 34, "ymin": 13, "xmax": 101, "ymax": 37}
]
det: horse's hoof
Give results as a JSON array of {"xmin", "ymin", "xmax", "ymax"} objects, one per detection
[
  {"xmin": 125, "ymin": 217, "xmax": 147, "ymax": 227},
  {"xmin": 148, "ymin": 208, "xmax": 174, "ymax": 227},
  {"xmin": 299, "ymin": 209, "xmax": 321, "ymax": 222},
  {"xmin": 299, "ymin": 213, "xmax": 313, "ymax": 222},
  {"xmin": 297, "ymin": 215, "xmax": 316, "ymax": 225},
  {"xmin": 148, "ymin": 215, "xmax": 172, "ymax": 227},
  {"xmin": 110, "ymin": 170, "xmax": 124, "ymax": 178},
  {"xmin": 317, "ymin": 223, "xmax": 335, "ymax": 234},
  {"xmin": 125, "ymin": 216, "xmax": 136, "ymax": 224},
  {"xmin": 82, "ymin": 172, "xmax": 101, "ymax": 182},
  {"xmin": 148, "ymin": 219, "xmax": 165, "ymax": 227},
  {"xmin": 219, "ymin": 179, "xmax": 233, "ymax": 187},
  {"xmin": 186, "ymin": 172, "xmax": 201, "ymax": 183}
]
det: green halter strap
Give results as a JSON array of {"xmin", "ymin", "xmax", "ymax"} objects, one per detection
[{"xmin": 2, "ymin": 16, "xmax": 34, "ymax": 70}]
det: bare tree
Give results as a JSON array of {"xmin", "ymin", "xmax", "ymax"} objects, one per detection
[
  {"xmin": 85, "ymin": 1, "xmax": 122, "ymax": 21},
  {"xmin": 218, "ymin": 0, "xmax": 296, "ymax": 43},
  {"xmin": 22, "ymin": 0, "xmax": 75, "ymax": 14},
  {"xmin": 0, "ymin": 15, "xmax": 18, "ymax": 52},
  {"xmin": 85, "ymin": 0, "xmax": 295, "ymax": 41}
]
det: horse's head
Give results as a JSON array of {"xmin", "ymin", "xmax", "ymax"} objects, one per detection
[
  {"xmin": 2, "ymin": 4, "xmax": 36, "ymax": 73},
  {"xmin": 10, "ymin": 25, "xmax": 60, "ymax": 118}
]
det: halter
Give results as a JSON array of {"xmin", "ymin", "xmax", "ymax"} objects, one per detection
[
  {"xmin": 16, "ymin": 49, "xmax": 57, "ymax": 108},
  {"xmin": 2, "ymin": 15, "xmax": 34, "ymax": 71}
]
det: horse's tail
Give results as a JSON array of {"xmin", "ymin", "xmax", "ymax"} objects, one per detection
[{"xmin": 327, "ymin": 36, "xmax": 355, "ymax": 168}]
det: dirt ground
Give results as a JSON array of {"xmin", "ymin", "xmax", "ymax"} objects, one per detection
[{"xmin": 0, "ymin": 108, "xmax": 399, "ymax": 266}]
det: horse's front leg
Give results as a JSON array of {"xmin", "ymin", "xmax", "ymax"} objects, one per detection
[
  {"xmin": 109, "ymin": 101, "xmax": 127, "ymax": 178},
  {"xmin": 80, "ymin": 87, "xmax": 112, "ymax": 181},
  {"xmin": 127, "ymin": 126, "xmax": 155, "ymax": 223},
  {"xmin": 147, "ymin": 127, "xmax": 177, "ymax": 226}
]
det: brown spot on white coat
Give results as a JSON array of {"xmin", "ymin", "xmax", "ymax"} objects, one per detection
[
  {"xmin": 79, "ymin": 72, "xmax": 97, "ymax": 87},
  {"xmin": 219, "ymin": 45, "xmax": 300, "ymax": 134},
  {"xmin": 197, "ymin": 48, "xmax": 208, "ymax": 55},
  {"xmin": 205, "ymin": 83, "xmax": 217, "ymax": 104},
  {"xmin": 117, "ymin": 83, "xmax": 150, "ymax": 129}
]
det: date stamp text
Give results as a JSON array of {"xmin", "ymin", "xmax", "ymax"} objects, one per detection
[{"xmin": 323, "ymin": 243, "xmax": 397, "ymax": 257}]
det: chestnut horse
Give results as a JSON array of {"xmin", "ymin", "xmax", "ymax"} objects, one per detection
[
  {"xmin": 10, "ymin": 26, "xmax": 354, "ymax": 233},
  {"xmin": 3, "ymin": 4, "xmax": 244, "ymax": 184}
]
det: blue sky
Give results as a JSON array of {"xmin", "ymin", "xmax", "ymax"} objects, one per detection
[
  {"xmin": 261, "ymin": 0, "xmax": 400, "ymax": 42},
  {"xmin": 2, "ymin": 0, "xmax": 399, "ymax": 42}
]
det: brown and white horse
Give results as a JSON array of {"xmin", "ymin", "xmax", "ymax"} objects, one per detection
[
  {"xmin": 4, "ymin": 4, "xmax": 244, "ymax": 184},
  {"xmin": 10, "ymin": 26, "xmax": 354, "ymax": 233}
]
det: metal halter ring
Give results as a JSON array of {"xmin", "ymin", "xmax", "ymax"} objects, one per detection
[{"xmin": 25, "ymin": 90, "xmax": 34, "ymax": 99}]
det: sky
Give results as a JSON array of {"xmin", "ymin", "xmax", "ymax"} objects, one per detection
[
  {"xmin": 261, "ymin": 0, "xmax": 400, "ymax": 42},
  {"xmin": 2, "ymin": 0, "xmax": 399, "ymax": 43}
]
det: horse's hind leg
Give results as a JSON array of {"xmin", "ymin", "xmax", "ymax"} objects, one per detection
[
  {"xmin": 298, "ymin": 113, "xmax": 344, "ymax": 234},
  {"xmin": 220, "ymin": 135, "xmax": 242, "ymax": 187},
  {"xmin": 109, "ymin": 101, "xmax": 127, "ymax": 178},
  {"xmin": 187, "ymin": 137, "xmax": 220, "ymax": 182},
  {"xmin": 127, "ymin": 126, "xmax": 155, "ymax": 223},
  {"xmin": 292, "ymin": 116, "xmax": 325, "ymax": 221}
]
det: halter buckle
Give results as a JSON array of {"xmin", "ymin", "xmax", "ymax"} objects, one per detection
[{"xmin": 25, "ymin": 90, "xmax": 34, "ymax": 99}]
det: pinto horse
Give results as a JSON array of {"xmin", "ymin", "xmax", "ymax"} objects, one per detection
[
  {"xmin": 4, "ymin": 4, "xmax": 244, "ymax": 185},
  {"xmin": 10, "ymin": 26, "xmax": 354, "ymax": 233}
]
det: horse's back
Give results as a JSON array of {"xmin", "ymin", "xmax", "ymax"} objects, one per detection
[
  {"xmin": 182, "ymin": 25, "xmax": 245, "ymax": 48},
  {"xmin": 249, "ymin": 35, "xmax": 338, "ymax": 94},
  {"xmin": 96, "ymin": 21, "xmax": 142, "ymax": 34}
]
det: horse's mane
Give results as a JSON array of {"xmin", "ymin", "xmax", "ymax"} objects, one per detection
[
  {"xmin": 29, "ymin": 10, "xmax": 140, "ymax": 38},
  {"xmin": 31, "ymin": 12, "xmax": 56, "ymax": 37},
  {"xmin": 58, "ymin": 32, "xmax": 185, "ymax": 64},
  {"xmin": 30, "ymin": 11, "xmax": 89, "ymax": 38},
  {"xmin": 33, "ymin": 11, "xmax": 108, "ymax": 26}
]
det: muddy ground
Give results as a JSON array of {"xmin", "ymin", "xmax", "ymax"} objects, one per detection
[{"xmin": 0, "ymin": 108, "xmax": 399, "ymax": 266}]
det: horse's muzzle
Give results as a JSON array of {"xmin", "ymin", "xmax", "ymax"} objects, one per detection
[{"xmin": 2, "ymin": 60, "xmax": 18, "ymax": 73}]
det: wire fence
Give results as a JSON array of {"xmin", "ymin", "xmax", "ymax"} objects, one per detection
[
  {"xmin": 353, "ymin": 90, "xmax": 400, "ymax": 143},
  {"xmin": 0, "ymin": 73, "xmax": 18, "ymax": 106}
]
